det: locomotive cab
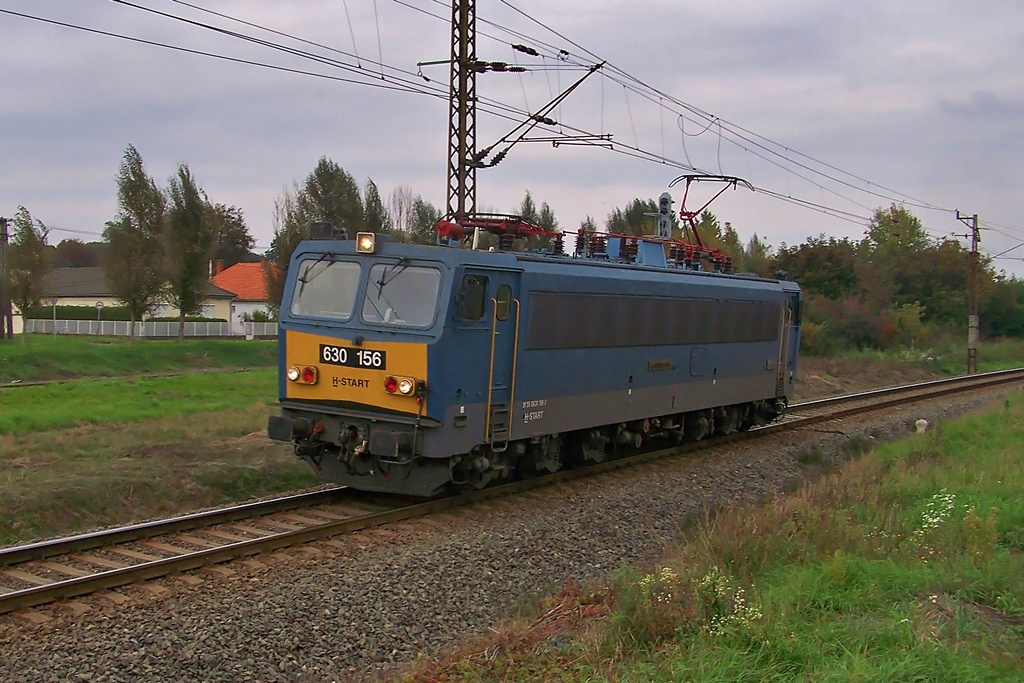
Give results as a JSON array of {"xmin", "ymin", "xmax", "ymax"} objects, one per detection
[{"xmin": 268, "ymin": 233, "xmax": 457, "ymax": 496}]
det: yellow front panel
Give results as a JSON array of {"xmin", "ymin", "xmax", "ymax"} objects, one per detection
[{"xmin": 285, "ymin": 330, "xmax": 428, "ymax": 414}]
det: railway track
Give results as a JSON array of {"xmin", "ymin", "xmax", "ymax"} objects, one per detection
[{"xmin": 3, "ymin": 367, "xmax": 1022, "ymax": 617}]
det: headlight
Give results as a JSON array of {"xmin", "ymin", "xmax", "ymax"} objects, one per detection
[
  {"xmin": 287, "ymin": 365, "xmax": 317, "ymax": 384},
  {"xmin": 384, "ymin": 375, "xmax": 418, "ymax": 395},
  {"xmin": 356, "ymin": 232, "xmax": 376, "ymax": 254}
]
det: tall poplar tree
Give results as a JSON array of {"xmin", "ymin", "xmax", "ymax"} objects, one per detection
[
  {"xmin": 363, "ymin": 179, "xmax": 391, "ymax": 234},
  {"xmin": 8, "ymin": 206, "xmax": 49, "ymax": 344},
  {"xmin": 164, "ymin": 164, "xmax": 214, "ymax": 343},
  {"xmin": 103, "ymin": 144, "xmax": 166, "ymax": 345}
]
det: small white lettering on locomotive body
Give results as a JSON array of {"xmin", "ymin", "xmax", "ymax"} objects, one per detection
[
  {"xmin": 524, "ymin": 410, "xmax": 544, "ymax": 423},
  {"xmin": 521, "ymin": 398, "xmax": 547, "ymax": 409},
  {"xmin": 332, "ymin": 377, "xmax": 370, "ymax": 388}
]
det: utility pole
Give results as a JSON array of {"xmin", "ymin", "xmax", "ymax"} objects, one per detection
[
  {"xmin": 956, "ymin": 211, "xmax": 980, "ymax": 374},
  {"xmin": 0, "ymin": 216, "xmax": 12, "ymax": 340},
  {"xmin": 446, "ymin": 0, "xmax": 476, "ymax": 222}
]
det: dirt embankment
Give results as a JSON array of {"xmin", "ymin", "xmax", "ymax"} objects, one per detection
[{"xmin": 795, "ymin": 356, "xmax": 944, "ymax": 402}]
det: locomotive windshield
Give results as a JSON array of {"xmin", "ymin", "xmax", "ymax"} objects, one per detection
[
  {"xmin": 289, "ymin": 258, "xmax": 361, "ymax": 320},
  {"xmin": 361, "ymin": 263, "xmax": 441, "ymax": 328}
]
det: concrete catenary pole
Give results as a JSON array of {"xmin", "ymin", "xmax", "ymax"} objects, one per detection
[
  {"xmin": 956, "ymin": 211, "xmax": 980, "ymax": 374},
  {"xmin": 0, "ymin": 216, "xmax": 13, "ymax": 339}
]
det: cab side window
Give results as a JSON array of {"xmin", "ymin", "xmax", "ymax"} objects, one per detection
[
  {"xmin": 457, "ymin": 274, "xmax": 487, "ymax": 321},
  {"xmin": 495, "ymin": 284, "xmax": 512, "ymax": 321}
]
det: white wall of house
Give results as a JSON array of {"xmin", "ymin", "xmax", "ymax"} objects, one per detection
[{"xmin": 229, "ymin": 301, "xmax": 271, "ymax": 334}]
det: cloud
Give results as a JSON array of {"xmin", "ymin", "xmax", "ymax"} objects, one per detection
[{"xmin": 0, "ymin": 0, "xmax": 1022, "ymax": 271}]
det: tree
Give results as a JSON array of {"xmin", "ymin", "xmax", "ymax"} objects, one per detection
[
  {"xmin": 388, "ymin": 185, "xmax": 415, "ymax": 242},
  {"xmin": 538, "ymin": 202, "xmax": 559, "ymax": 232},
  {"xmin": 363, "ymin": 179, "xmax": 391, "ymax": 234},
  {"xmin": 690, "ymin": 210, "xmax": 724, "ymax": 244},
  {"xmin": 410, "ymin": 196, "xmax": 442, "ymax": 245},
  {"xmin": 103, "ymin": 144, "xmax": 166, "ymax": 345},
  {"xmin": 52, "ymin": 239, "xmax": 102, "ymax": 268},
  {"xmin": 863, "ymin": 204, "xmax": 930, "ymax": 260},
  {"xmin": 8, "ymin": 206, "xmax": 50, "ymax": 344},
  {"xmin": 516, "ymin": 191, "xmax": 558, "ymax": 249},
  {"xmin": 264, "ymin": 186, "xmax": 308, "ymax": 316},
  {"xmin": 265, "ymin": 159, "xmax": 369, "ymax": 313},
  {"xmin": 206, "ymin": 203, "xmax": 255, "ymax": 267},
  {"xmin": 297, "ymin": 157, "xmax": 363, "ymax": 235},
  {"xmin": 164, "ymin": 165, "xmax": 214, "ymax": 343},
  {"xmin": 519, "ymin": 191, "xmax": 540, "ymax": 223},
  {"xmin": 773, "ymin": 235, "xmax": 861, "ymax": 300},
  {"xmin": 982, "ymin": 276, "xmax": 1024, "ymax": 338},
  {"xmin": 743, "ymin": 233, "xmax": 774, "ymax": 277},
  {"xmin": 606, "ymin": 198, "xmax": 659, "ymax": 236},
  {"xmin": 860, "ymin": 204, "xmax": 930, "ymax": 308}
]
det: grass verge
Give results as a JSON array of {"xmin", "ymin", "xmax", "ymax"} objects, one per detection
[
  {"xmin": 0, "ymin": 401, "xmax": 316, "ymax": 546},
  {"xmin": 0, "ymin": 336, "xmax": 276, "ymax": 384},
  {"xmin": 0, "ymin": 369, "xmax": 277, "ymax": 435},
  {"xmin": 405, "ymin": 392, "xmax": 1024, "ymax": 681},
  {"xmin": 842, "ymin": 336, "xmax": 1024, "ymax": 376}
]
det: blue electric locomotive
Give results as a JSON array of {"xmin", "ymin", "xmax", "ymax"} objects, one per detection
[{"xmin": 268, "ymin": 212, "xmax": 801, "ymax": 497}]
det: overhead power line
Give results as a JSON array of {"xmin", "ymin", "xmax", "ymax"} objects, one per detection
[{"xmin": 3, "ymin": 1, "xmax": 1018, "ymax": 243}]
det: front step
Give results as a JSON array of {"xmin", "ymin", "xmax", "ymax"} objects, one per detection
[{"xmin": 489, "ymin": 402, "xmax": 510, "ymax": 452}]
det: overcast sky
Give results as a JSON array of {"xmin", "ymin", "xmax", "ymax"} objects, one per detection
[{"xmin": 2, "ymin": 1, "xmax": 1023, "ymax": 275}]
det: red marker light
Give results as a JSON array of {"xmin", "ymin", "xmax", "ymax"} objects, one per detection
[
  {"xmin": 301, "ymin": 366, "xmax": 317, "ymax": 384},
  {"xmin": 384, "ymin": 376, "xmax": 398, "ymax": 394}
]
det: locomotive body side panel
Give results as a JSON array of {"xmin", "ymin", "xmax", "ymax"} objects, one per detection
[{"xmin": 505, "ymin": 256, "xmax": 791, "ymax": 438}]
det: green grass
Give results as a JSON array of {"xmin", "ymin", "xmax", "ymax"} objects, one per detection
[
  {"xmin": 0, "ymin": 343, "xmax": 317, "ymax": 546},
  {"xmin": 839, "ymin": 336, "xmax": 1024, "ymax": 376},
  {"xmin": 0, "ymin": 398, "xmax": 316, "ymax": 546},
  {"xmin": 0, "ymin": 335, "xmax": 277, "ymax": 384},
  {"xmin": 408, "ymin": 392, "xmax": 1024, "ymax": 681},
  {"xmin": 0, "ymin": 369, "xmax": 277, "ymax": 435}
]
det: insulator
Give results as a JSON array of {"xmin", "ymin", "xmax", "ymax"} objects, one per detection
[
  {"xmin": 552, "ymin": 233, "xmax": 565, "ymax": 255},
  {"xmin": 498, "ymin": 233, "xmax": 516, "ymax": 251},
  {"xmin": 621, "ymin": 239, "xmax": 638, "ymax": 262},
  {"xmin": 486, "ymin": 150, "xmax": 507, "ymax": 168},
  {"xmin": 587, "ymin": 233, "xmax": 607, "ymax": 255},
  {"xmin": 512, "ymin": 43, "xmax": 540, "ymax": 57}
]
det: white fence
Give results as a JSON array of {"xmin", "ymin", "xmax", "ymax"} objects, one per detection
[{"xmin": 25, "ymin": 319, "xmax": 278, "ymax": 338}]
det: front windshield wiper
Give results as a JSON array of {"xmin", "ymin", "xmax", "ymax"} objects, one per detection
[
  {"xmin": 297, "ymin": 251, "xmax": 337, "ymax": 296},
  {"xmin": 372, "ymin": 258, "xmax": 410, "ymax": 322},
  {"xmin": 375, "ymin": 257, "xmax": 410, "ymax": 295}
]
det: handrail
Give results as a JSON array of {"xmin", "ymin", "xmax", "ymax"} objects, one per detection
[
  {"xmin": 507, "ymin": 298, "xmax": 521, "ymax": 442},
  {"xmin": 484, "ymin": 297, "xmax": 499, "ymax": 442}
]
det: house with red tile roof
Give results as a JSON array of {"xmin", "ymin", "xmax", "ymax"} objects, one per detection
[
  {"xmin": 210, "ymin": 261, "xmax": 273, "ymax": 333},
  {"xmin": 11, "ymin": 266, "xmax": 236, "ymax": 335}
]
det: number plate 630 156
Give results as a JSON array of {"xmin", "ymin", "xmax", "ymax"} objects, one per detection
[{"xmin": 319, "ymin": 344, "xmax": 387, "ymax": 370}]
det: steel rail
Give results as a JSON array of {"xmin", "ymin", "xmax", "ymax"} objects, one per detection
[
  {"xmin": 790, "ymin": 366, "xmax": 1024, "ymax": 411},
  {"xmin": 0, "ymin": 488, "xmax": 347, "ymax": 567},
  {"xmin": 2, "ymin": 368, "xmax": 1022, "ymax": 616}
]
